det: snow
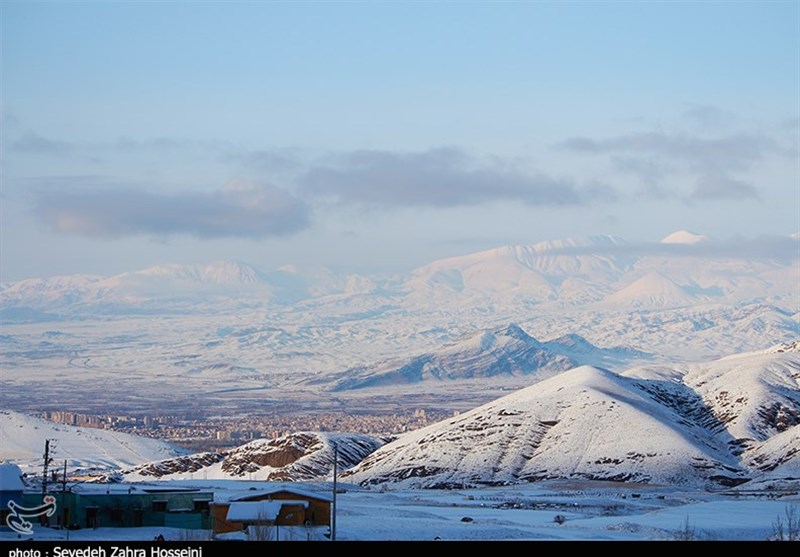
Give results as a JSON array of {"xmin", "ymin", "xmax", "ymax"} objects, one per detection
[
  {"xmin": 226, "ymin": 501, "xmax": 296, "ymax": 521},
  {"xmin": 660, "ymin": 230, "xmax": 709, "ymax": 244},
  {"xmin": 602, "ymin": 271, "xmax": 696, "ymax": 308},
  {"xmin": 0, "ymin": 411, "xmax": 187, "ymax": 474},
  {"xmin": 240, "ymin": 486, "xmax": 332, "ymax": 502},
  {"xmin": 2, "ymin": 479, "xmax": 796, "ymax": 541},
  {"xmin": 0, "ymin": 461, "xmax": 25, "ymax": 491},
  {"xmin": 124, "ymin": 432, "xmax": 383, "ymax": 483},
  {"xmin": 344, "ymin": 349, "xmax": 800, "ymax": 489}
]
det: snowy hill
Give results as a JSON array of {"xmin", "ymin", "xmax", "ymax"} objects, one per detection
[
  {"xmin": 743, "ymin": 425, "xmax": 800, "ymax": 482},
  {"xmin": 0, "ymin": 411, "xmax": 187, "ymax": 474},
  {"xmin": 342, "ymin": 346, "xmax": 800, "ymax": 489},
  {"xmin": 682, "ymin": 345, "xmax": 800, "ymax": 444},
  {"xmin": 602, "ymin": 272, "xmax": 699, "ymax": 309},
  {"xmin": 124, "ymin": 431, "xmax": 384, "ymax": 482}
]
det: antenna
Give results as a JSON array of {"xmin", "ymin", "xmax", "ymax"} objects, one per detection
[
  {"xmin": 331, "ymin": 441, "xmax": 338, "ymax": 542},
  {"xmin": 41, "ymin": 439, "xmax": 57, "ymax": 496},
  {"xmin": 40, "ymin": 439, "xmax": 57, "ymax": 526},
  {"xmin": 62, "ymin": 460, "xmax": 70, "ymax": 541}
]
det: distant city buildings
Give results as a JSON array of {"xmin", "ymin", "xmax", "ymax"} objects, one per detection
[{"xmin": 38, "ymin": 409, "xmax": 449, "ymax": 452}]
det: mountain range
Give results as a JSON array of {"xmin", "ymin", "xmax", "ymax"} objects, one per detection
[
  {"xmin": 1, "ymin": 231, "xmax": 797, "ymax": 410},
  {"xmin": 319, "ymin": 324, "xmax": 648, "ymax": 391},
  {"xmin": 3, "ymin": 231, "xmax": 797, "ymax": 317}
]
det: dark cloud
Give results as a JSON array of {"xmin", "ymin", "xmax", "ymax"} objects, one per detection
[
  {"xmin": 10, "ymin": 132, "xmax": 71, "ymax": 155},
  {"xmin": 2, "ymin": 112, "xmax": 21, "ymax": 131},
  {"xmin": 114, "ymin": 137, "xmax": 190, "ymax": 151},
  {"xmin": 782, "ymin": 117, "xmax": 800, "ymax": 131},
  {"xmin": 611, "ymin": 156, "xmax": 673, "ymax": 181},
  {"xmin": 559, "ymin": 131, "xmax": 774, "ymax": 172},
  {"xmin": 222, "ymin": 149, "xmax": 301, "ymax": 173},
  {"xmin": 34, "ymin": 180, "xmax": 309, "ymax": 239},
  {"xmin": 299, "ymin": 148, "xmax": 611, "ymax": 208},
  {"xmin": 691, "ymin": 174, "xmax": 760, "ymax": 201},
  {"xmin": 681, "ymin": 104, "xmax": 735, "ymax": 128}
]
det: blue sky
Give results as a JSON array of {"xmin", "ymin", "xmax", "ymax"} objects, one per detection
[{"xmin": 2, "ymin": 1, "xmax": 798, "ymax": 280}]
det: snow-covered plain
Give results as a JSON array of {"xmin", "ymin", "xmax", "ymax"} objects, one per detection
[{"xmin": 0, "ymin": 479, "xmax": 797, "ymax": 541}]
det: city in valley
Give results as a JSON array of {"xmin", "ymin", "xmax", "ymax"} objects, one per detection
[{"xmin": 37, "ymin": 409, "xmax": 442, "ymax": 452}]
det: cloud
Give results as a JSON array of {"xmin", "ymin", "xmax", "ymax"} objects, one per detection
[
  {"xmin": 559, "ymin": 131, "xmax": 774, "ymax": 172},
  {"xmin": 34, "ymin": 180, "xmax": 309, "ymax": 239},
  {"xmin": 557, "ymin": 126, "xmax": 790, "ymax": 203},
  {"xmin": 782, "ymin": 117, "xmax": 800, "ymax": 131},
  {"xmin": 222, "ymin": 149, "xmax": 301, "ymax": 173},
  {"xmin": 299, "ymin": 148, "xmax": 611, "ymax": 208},
  {"xmin": 681, "ymin": 104, "xmax": 736, "ymax": 129},
  {"xmin": 10, "ymin": 132, "xmax": 71, "ymax": 155},
  {"xmin": 691, "ymin": 173, "xmax": 760, "ymax": 201}
]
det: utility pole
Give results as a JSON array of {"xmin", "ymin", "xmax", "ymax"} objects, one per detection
[
  {"xmin": 331, "ymin": 442, "xmax": 338, "ymax": 542},
  {"xmin": 42, "ymin": 440, "xmax": 53, "ymax": 497},
  {"xmin": 62, "ymin": 460, "xmax": 69, "ymax": 540},
  {"xmin": 41, "ymin": 439, "xmax": 55, "ymax": 526}
]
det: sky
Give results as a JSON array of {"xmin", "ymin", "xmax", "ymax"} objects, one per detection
[{"xmin": 1, "ymin": 1, "xmax": 799, "ymax": 281}]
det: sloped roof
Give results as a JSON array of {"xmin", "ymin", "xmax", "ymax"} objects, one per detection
[
  {"xmin": 226, "ymin": 500, "xmax": 309, "ymax": 522},
  {"xmin": 0, "ymin": 462, "xmax": 25, "ymax": 491},
  {"xmin": 234, "ymin": 486, "xmax": 333, "ymax": 503}
]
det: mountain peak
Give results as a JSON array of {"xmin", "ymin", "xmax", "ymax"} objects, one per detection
[
  {"xmin": 660, "ymin": 230, "xmax": 709, "ymax": 245},
  {"xmin": 496, "ymin": 323, "xmax": 535, "ymax": 342}
]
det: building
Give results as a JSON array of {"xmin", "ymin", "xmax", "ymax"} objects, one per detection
[
  {"xmin": 0, "ymin": 462, "xmax": 26, "ymax": 529},
  {"xmin": 25, "ymin": 484, "xmax": 214, "ymax": 530},
  {"xmin": 211, "ymin": 487, "xmax": 332, "ymax": 535}
]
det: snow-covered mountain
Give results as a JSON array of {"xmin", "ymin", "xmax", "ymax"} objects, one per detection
[
  {"xmin": 342, "ymin": 343, "xmax": 800, "ymax": 489},
  {"xmin": 0, "ymin": 411, "xmax": 187, "ymax": 474},
  {"xmin": 323, "ymin": 324, "xmax": 647, "ymax": 391},
  {"xmin": 0, "ymin": 260, "xmax": 357, "ymax": 316},
  {"xmin": 123, "ymin": 431, "xmax": 384, "ymax": 482},
  {"xmin": 601, "ymin": 271, "xmax": 700, "ymax": 309},
  {"xmin": 660, "ymin": 230, "xmax": 709, "ymax": 245},
  {"xmin": 1, "ymin": 232, "xmax": 797, "ymax": 408},
  {"xmin": 405, "ymin": 236, "xmax": 627, "ymax": 302}
]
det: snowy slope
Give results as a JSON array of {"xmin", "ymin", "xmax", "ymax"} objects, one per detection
[
  {"xmin": 601, "ymin": 272, "xmax": 698, "ymax": 309},
  {"xmin": 405, "ymin": 236, "xmax": 626, "ymax": 302},
  {"xmin": 742, "ymin": 425, "xmax": 800, "ymax": 482},
  {"xmin": 325, "ymin": 324, "xmax": 651, "ymax": 391},
  {"xmin": 542, "ymin": 333, "xmax": 650, "ymax": 368},
  {"xmin": 0, "ymin": 411, "xmax": 187, "ymax": 474},
  {"xmin": 124, "ymin": 431, "xmax": 384, "ymax": 482},
  {"xmin": 343, "ymin": 347, "xmax": 800, "ymax": 489},
  {"xmin": 682, "ymin": 343, "xmax": 800, "ymax": 446},
  {"xmin": 326, "ymin": 324, "xmax": 577, "ymax": 390},
  {"xmin": 661, "ymin": 230, "xmax": 709, "ymax": 245}
]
